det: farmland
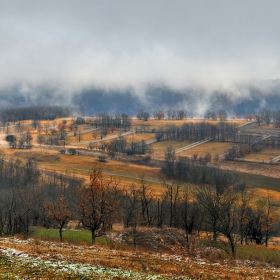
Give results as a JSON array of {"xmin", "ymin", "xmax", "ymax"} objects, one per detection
[
  {"xmin": 1, "ymin": 115, "xmax": 280, "ymax": 279},
  {"xmin": 2, "ymin": 117, "xmax": 280, "ymax": 190}
]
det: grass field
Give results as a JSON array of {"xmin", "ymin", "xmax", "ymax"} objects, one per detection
[
  {"xmin": 178, "ymin": 141, "xmax": 236, "ymax": 158},
  {"xmin": 123, "ymin": 133, "xmax": 155, "ymax": 142},
  {"xmin": 67, "ymin": 130, "xmax": 130, "ymax": 145},
  {"xmin": 151, "ymin": 140, "xmax": 192, "ymax": 154},
  {"xmin": 244, "ymin": 148, "xmax": 280, "ymax": 161},
  {"xmin": 131, "ymin": 118, "xmax": 247, "ymax": 129}
]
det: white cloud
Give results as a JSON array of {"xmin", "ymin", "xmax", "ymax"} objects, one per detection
[{"xmin": 0, "ymin": 0, "xmax": 279, "ymax": 98}]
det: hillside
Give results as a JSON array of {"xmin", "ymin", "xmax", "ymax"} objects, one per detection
[{"xmin": 1, "ymin": 228, "xmax": 280, "ymax": 279}]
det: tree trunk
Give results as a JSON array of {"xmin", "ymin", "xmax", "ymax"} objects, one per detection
[
  {"xmin": 228, "ymin": 235, "xmax": 236, "ymax": 258},
  {"xmin": 59, "ymin": 227, "xmax": 63, "ymax": 242},
  {"xmin": 91, "ymin": 230, "xmax": 96, "ymax": 244}
]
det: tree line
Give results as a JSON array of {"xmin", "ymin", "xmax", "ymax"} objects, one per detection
[
  {"xmin": 154, "ymin": 122, "xmax": 238, "ymax": 142},
  {"xmin": 87, "ymin": 112, "xmax": 131, "ymax": 130},
  {"xmin": 0, "ymin": 106, "xmax": 72, "ymax": 123},
  {"xmin": 106, "ymin": 138, "xmax": 149, "ymax": 156}
]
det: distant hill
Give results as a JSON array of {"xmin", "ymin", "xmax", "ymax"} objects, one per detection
[{"xmin": 0, "ymin": 81, "xmax": 280, "ymax": 116}]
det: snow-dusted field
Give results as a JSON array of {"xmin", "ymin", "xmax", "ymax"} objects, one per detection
[{"xmin": 0, "ymin": 237, "xmax": 280, "ymax": 279}]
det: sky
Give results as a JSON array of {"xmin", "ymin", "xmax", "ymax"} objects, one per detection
[{"xmin": 1, "ymin": 0, "xmax": 280, "ymax": 97}]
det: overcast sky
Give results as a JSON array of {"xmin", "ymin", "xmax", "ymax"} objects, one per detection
[{"xmin": 1, "ymin": 0, "xmax": 280, "ymax": 95}]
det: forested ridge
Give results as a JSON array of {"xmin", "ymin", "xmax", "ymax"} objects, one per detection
[{"xmin": 0, "ymin": 106, "xmax": 72, "ymax": 123}]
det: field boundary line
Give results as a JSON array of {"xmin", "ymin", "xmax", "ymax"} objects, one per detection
[{"xmin": 173, "ymin": 138, "xmax": 211, "ymax": 154}]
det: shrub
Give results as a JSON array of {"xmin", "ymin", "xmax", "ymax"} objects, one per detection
[{"xmin": 68, "ymin": 148, "xmax": 77, "ymax": 155}]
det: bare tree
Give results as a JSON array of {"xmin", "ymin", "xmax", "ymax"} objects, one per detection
[
  {"xmin": 138, "ymin": 175, "xmax": 154, "ymax": 227},
  {"xmin": 76, "ymin": 164, "xmax": 121, "ymax": 244},
  {"xmin": 195, "ymin": 170, "xmax": 239, "ymax": 256},
  {"xmin": 161, "ymin": 178, "xmax": 181, "ymax": 227},
  {"xmin": 44, "ymin": 195, "xmax": 72, "ymax": 242},
  {"xmin": 179, "ymin": 187, "xmax": 200, "ymax": 244}
]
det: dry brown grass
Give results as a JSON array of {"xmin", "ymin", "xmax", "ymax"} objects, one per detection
[
  {"xmin": 66, "ymin": 130, "xmax": 100, "ymax": 143},
  {"xmin": 13, "ymin": 151, "xmax": 60, "ymax": 162},
  {"xmin": 1, "ymin": 230, "xmax": 280, "ymax": 279},
  {"xmin": 178, "ymin": 141, "xmax": 236, "ymax": 158},
  {"xmin": 244, "ymin": 148, "xmax": 280, "ymax": 161},
  {"xmin": 123, "ymin": 133, "xmax": 155, "ymax": 142},
  {"xmin": 248, "ymin": 187, "xmax": 280, "ymax": 201},
  {"xmin": 131, "ymin": 118, "xmax": 247, "ymax": 129},
  {"xmin": 67, "ymin": 130, "xmax": 124, "ymax": 144},
  {"xmin": 221, "ymin": 160, "xmax": 280, "ymax": 180},
  {"xmin": 151, "ymin": 140, "xmax": 192, "ymax": 153}
]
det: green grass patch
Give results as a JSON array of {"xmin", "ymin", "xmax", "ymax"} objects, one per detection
[
  {"xmin": 32, "ymin": 228, "xmax": 109, "ymax": 246},
  {"xmin": 230, "ymin": 170, "xmax": 280, "ymax": 192},
  {"xmin": 237, "ymin": 244, "xmax": 280, "ymax": 263},
  {"xmin": 202, "ymin": 239, "xmax": 280, "ymax": 264}
]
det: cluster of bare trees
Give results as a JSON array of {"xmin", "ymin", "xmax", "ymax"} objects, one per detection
[
  {"xmin": 0, "ymin": 106, "xmax": 72, "ymax": 123},
  {"xmin": 159, "ymin": 153, "xmax": 279, "ymax": 255},
  {"xmin": 194, "ymin": 180, "xmax": 278, "ymax": 256},
  {"xmin": 204, "ymin": 109, "xmax": 228, "ymax": 121},
  {"xmin": 37, "ymin": 135, "xmax": 62, "ymax": 146},
  {"xmin": 137, "ymin": 110, "xmax": 150, "ymax": 121},
  {"xmin": 154, "ymin": 122, "xmax": 238, "ymax": 142},
  {"xmin": 87, "ymin": 112, "xmax": 131, "ymax": 130},
  {"xmin": 166, "ymin": 109, "xmax": 188, "ymax": 120},
  {"xmin": 6, "ymin": 133, "xmax": 33, "ymax": 149},
  {"xmin": 0, "ymin": 154, "xmax": 83, "ymax": 237},
  {"xmin": 80, "ymin": 166, "xmax": 279, "ymax": 256},
  {"xmin": 106, "ymin": 138, "xmax": 149, "ymax": 156},
  {"xmin": 151, "ymin": 108, "xmax": 228, "ymax": 121},
  {"xmin": 139, "ymin": 109, "xmax": 188, "ymax": 120},
  {"xmin": 254, "ymin": 109, "xmax": 280, "ymax": 126},
  {"xmin": 44, "ymin": 162, "xmax": 279, "ymax": 254},
  {"xmin": 86, "ymin": 137, "xmax": 149, "ymax": 157}
]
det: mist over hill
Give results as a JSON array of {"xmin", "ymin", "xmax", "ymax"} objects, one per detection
[{"xmin": 0, "ymin": 81, "xmax": 280, "ymax": 117}]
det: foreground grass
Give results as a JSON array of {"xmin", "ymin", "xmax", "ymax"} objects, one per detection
[
  {"xmin": 1, "ymin": 234, "xmax": 280, "ymax": 279},
  {"xmin": 0, "ymin": 254, "xmax": 172, "ymax": 280},
  {"xmin": 30, "ymin": 227, "xmax": 280, "ymax": 266}
]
